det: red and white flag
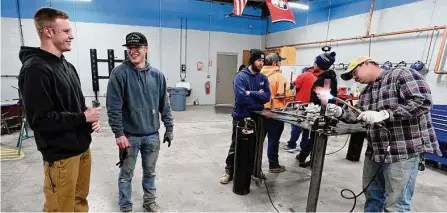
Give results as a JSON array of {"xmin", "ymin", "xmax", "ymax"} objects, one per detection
[
  {"xmin": 233, "ymin": 0, "xmax": 248, "ymax": 16},
  {"xmin": 266, "ymin": 0, "xmax": 296, "ymax": 24}
]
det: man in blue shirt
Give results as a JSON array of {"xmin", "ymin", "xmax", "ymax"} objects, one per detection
[
  {"xmin": 220, "ymin": 49, "xmax": 271, "ymax": 184},
  {"xmin": 107, "ymin": 32, "xmax": 173, "ymax": 212}
]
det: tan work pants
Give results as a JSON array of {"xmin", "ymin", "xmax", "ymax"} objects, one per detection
[{"xmin": 43, "ymin": 149, "xmax": 91, "ymax": 212}]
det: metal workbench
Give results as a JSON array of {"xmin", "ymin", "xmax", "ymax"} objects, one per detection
[{"xmin": 252, "ymin": 109, "xmax": 366, "ymax": 212}]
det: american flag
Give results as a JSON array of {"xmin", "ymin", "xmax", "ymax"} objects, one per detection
[{"xmin": 232, "ymin": 0, "xmax": 248, "ymax": 16}]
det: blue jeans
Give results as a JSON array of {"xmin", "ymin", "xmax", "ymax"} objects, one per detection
[
  {"xmin": 363, "ymin": 156, "xmax": 420, "ymax": 212},
  {"xmin": 265, "ymin": 118, "xmax": 284, "ymax": 168},
  {"xmin": 287, "ymin": 125, "xmax": 310, "ymax": 150},
  {"xmin": 118, "ymin": 133, "xmax": 160, "ymax": 211},
  {"xmin": 297, "ymin": 131, "xmax": 314, "ymax": 163}
]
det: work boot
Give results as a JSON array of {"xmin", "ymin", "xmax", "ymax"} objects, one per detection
[
  {"xmin": 269, "ymin": 165, "xmax": 286, "ymax": 173},
  {"xmin": 120, "ymin": 207, "xmax": 132, "ymax": 212},
  {"xmin": 220, "ymin": 172, "xmax": 232, "ymax": 184},
  {"xmin": 299, "ymin": 161, "xmax": 311, "ymax": 168},
  {"xmin": 143, "ymin": 202, "xmax": 161, "ymax": 213}
]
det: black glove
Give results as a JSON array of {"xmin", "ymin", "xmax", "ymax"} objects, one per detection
[
  {"xmin": 116, "ymin": 148, "xmax": 128, "ymax": 168},
  {"xmin": 163, "ymin": 127, "xmax": 173, "ymax": 147}
]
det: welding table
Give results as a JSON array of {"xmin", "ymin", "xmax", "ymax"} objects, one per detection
[{"xmin": 252, "ymin": 110, "xmax": 366, "ymax": 212}]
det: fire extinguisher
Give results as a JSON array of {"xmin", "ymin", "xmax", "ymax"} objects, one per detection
[{"xmin": 205, "ymin": 81, "xmax": 211, "ymax": 94}]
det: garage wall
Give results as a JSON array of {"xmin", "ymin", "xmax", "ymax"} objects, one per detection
[
  {"xmin": 1, "ymin": 0, "xmax": 266, "ymax": 105},
  {"xmin": 267, "ymin": 0, "xmax": 447, "ymax": 104}
]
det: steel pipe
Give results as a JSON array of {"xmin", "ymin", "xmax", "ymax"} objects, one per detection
[
  {"xmin": 306, "ymin": 133, "xmax": 328, "ymax": 212},
  {"xmin": 434, "ymin": 27, "xmax": 447, "ymax": 74},
  {"xmin": 366, "ymin": 0, "xmax": 375, "ymax": 36},
  {"xmin": 267, "ymin": 25, "xmax": 447, "ymax": 49}
]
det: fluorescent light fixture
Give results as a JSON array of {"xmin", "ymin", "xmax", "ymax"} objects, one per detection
[{"xmin": 288, "ymin": 2, "xmax": 310, "ymax": 10}]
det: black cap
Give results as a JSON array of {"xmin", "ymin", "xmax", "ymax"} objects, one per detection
[
  {"xmin": 122, "ymin": 32, "xmax": 148, "ymax": 47},
  {"xmin": 315, "ymin": 52, "xmax": 336, "ymax": 70},
  {"xmin": 249, "ymin": 49, "xmax": 265, "ymax": 65}
]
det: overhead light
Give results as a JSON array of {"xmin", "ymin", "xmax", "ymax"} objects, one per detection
[{"xmin": 288, "ymin": 2, "xmax": 309, "ymax": 10}]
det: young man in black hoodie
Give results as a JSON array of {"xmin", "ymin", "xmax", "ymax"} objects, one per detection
[
  {"xmin": 106, "ymin": 32, "xmax": 174, "ymax": 213},
  {"xmin": 296, "ymin": 52, "xmax": 337, "ymax": 167},
  {"xmin": 18, "ymin": 7, "xmax": 101, "ymax": 212}
]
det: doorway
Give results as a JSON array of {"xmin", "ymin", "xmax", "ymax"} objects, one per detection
[{"xmin": 215, "ymin": 53, "xmax": 238, "ymax": 107}]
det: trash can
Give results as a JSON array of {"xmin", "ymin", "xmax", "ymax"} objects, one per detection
[{"xmin": 169, "ymin": 87, "xmax": 187, "ymax": 111}]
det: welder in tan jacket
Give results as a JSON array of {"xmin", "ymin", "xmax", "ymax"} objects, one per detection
[{"xmin": 260, "ymin": 53, "xmax": 294, "ymax": 173}]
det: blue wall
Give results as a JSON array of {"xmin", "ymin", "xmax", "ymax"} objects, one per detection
[
  {"xmin": 268, "ymin": 0, "xmax": 421, "ymax": 33},
  {"xmin": 1, "ymin": 0, "xmax": 267, "ymax": 35},
  {"xmin": 1, "ymin": 0, "xmax": 421, "ymax": 36}
]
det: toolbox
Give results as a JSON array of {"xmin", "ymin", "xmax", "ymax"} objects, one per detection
[{"xmin": 426, "ymin": 104, "xmax": 447, "ymax": 166}]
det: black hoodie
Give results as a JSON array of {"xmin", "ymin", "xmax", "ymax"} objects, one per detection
[
  {"xmin": 310, "ymin": 69, "xmax": 338, "ymax": 105},
  {"xmin": 18, "ymin": 46, "xmax": 92, "ymax": 162}
]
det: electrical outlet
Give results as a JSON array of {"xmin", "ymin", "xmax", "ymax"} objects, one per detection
[{"xmin": 207, "ymin": 75, "xmax": 210, "ymax": 78}]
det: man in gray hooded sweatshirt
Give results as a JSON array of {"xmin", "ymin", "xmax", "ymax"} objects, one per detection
[{"xmin": 106, "ymin": 32, "xmax": 174, "ymax": 213}]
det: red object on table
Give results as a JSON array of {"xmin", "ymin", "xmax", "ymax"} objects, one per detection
[{"xmin": 338, "ymin": 87, "xmax": 347, "ymax": 96}]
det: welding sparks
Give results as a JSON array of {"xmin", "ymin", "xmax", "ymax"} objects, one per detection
[
  {"xmin": 315, "ymin": 86, "xmax": 363, "ymax": 114},
  {"xmin": 314, "ymin": 85, "xmax": 362, "ymax": 113},
  {"xmin": 313, "ymin": 79, "xmax": 334, "ymax": 105},
  {"xmin": 314, "ymin": 86, "xmax": 334, "ymax": 105}
]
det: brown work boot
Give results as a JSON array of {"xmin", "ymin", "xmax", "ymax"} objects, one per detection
[
  {"xmin": 143, "ymin": 202, "xmax": 161, "ymax": 213},
  {"xmin": 269, "ymin": 165, "xmax": 286, "ymax": 173},
  {"xmin": 220, "ymin": 172, "xmax": 232, "ymax": 184}
]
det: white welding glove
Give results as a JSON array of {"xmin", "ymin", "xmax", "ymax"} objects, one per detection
[
  {"xmin": 326, "ymin": 104, "xmax": 343, "ymax": 118},
  {"xmin": 357, "ymin": 110, "xmax": 389, "ymax": 124},
  {"xmin": 305, "ymin": 103, "xmax": 320, "ymax": 113}
]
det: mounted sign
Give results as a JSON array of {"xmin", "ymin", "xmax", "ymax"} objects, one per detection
[
  {"xmin": 197, "ymin": 61, "xmax": 203, "ymax": 71},
  {"xmin": 266, "ymin": 0, "xmax": 296, "ymax": 25}
]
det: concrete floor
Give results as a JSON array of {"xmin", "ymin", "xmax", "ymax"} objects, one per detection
[{"xmin": 1, "ymin": 105, "xmax": 447, "ymax": 212}]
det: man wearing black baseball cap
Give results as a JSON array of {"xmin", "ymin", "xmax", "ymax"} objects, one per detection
[
  {"xmin": 122, "ymin": 32, "xmax": 148, "ymax": 47},
  {"xmin": 107, "ymin": 32, "xmax": 174, "ymax": 212}
]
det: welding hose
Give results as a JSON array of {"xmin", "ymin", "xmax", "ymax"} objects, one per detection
[
  {"xmin": 332, "ymin": 101, "xmax": 393, "ymax": 212},
  {"xmin": 250, "ymin": 118, "xmax": 281, "ymax": 213},
  {"xmin": 340, "ymin": 125, "xmax": 392, "ymax": 212}
]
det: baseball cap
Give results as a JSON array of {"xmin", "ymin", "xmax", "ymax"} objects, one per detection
[
  {"xmin": 266, "ymin": 53, "xmax": 286, "ymax": 64},
  {"xmin": 340, "ymin": 56, "xmax": 374, "ymax": 81},
  {"xmin": 122, "ymin": 32, "xmax": 148, "ymax": 47}
]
